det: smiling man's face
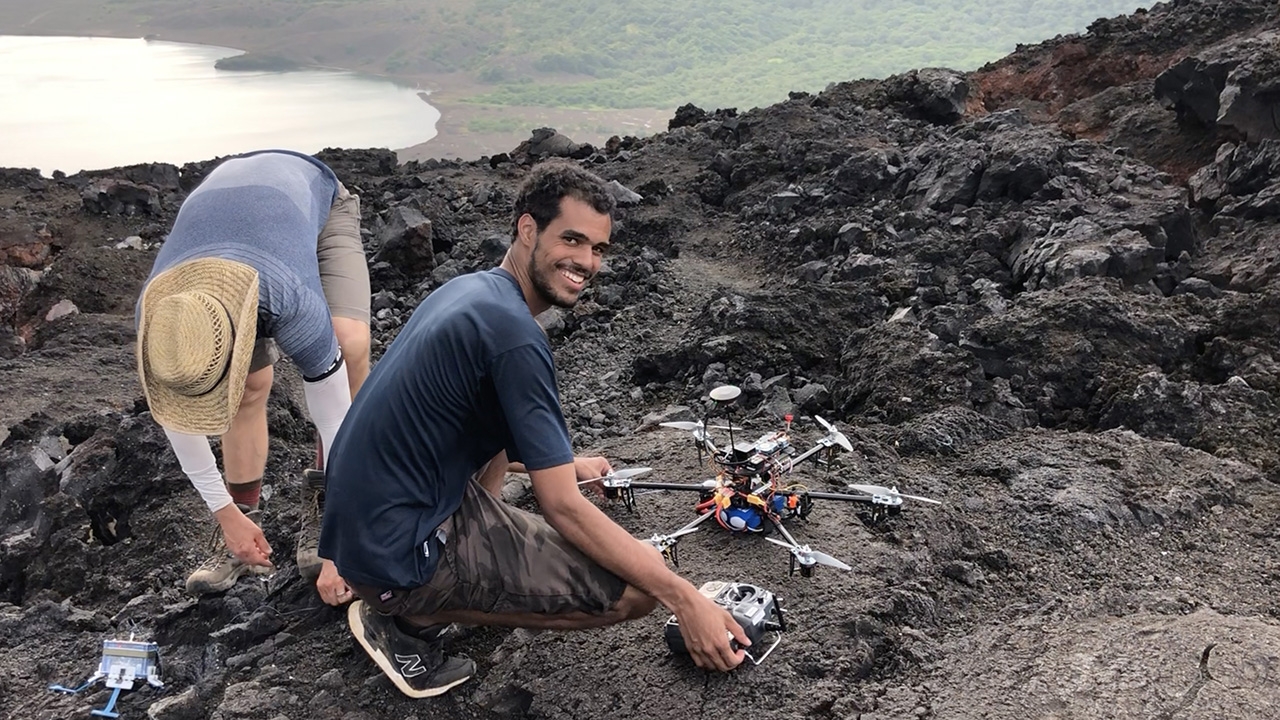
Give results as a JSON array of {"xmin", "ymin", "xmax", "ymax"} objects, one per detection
[{"xmin": 525, "ymin": 195, "xmax": 612, "ymax": 309}]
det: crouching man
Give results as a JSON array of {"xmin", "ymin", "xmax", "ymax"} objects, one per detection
[{"xmin": 319, "ymin": 160, "xmax": 748, "ymax": 698}]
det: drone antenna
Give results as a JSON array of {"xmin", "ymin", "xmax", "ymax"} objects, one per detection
[
  {"xmin": 125, "ymin": 618, "xmax": 143, "ymax": 641},
  {"xmin": 709, "ymin": 385, "xmax": 742, "ymax": 457},
  {"xmin": 725, "ymin": 404, "xmax": 736, "ymax": 455}
]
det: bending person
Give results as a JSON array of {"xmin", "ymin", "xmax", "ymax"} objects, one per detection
[{"xmin": 135, "ymin": 149, "xmax": 370, "ymax": 606}]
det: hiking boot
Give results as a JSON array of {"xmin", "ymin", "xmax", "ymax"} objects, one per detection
[
  {"xmin": 347, "ymin": 600, "xmax": 476, "ymax": 698},
  {"xmin": 297, "ymin": 468, "xmax": 326, "ymax": 583},
  {"xmin": 185, "ymin": 504, "xmax": 271, "ymax": 595}
]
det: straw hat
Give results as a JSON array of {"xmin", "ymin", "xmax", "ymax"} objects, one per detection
[{"xmin": 136, "ymin": 257, "xmax": 260, "ymax": 435}]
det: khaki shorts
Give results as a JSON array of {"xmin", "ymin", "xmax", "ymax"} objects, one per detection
[
  {"xmin": 352, "ymin": 479, "xmax": 628, "ymax": 618},
  {"xmin": 250, "ymin": 182, "xmax": 370, "ymax": 371}
]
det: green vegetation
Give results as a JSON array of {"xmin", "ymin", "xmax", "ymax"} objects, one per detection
[
  {"xmin": 214, "ymin": 53, "xmax": 302, "ymax": 72},
  {"xmin": 465, "ymin": 116, "xmax": 526, "ymax": 134},
  {"xmin": 451, "ymin": 0, "xmax": 1148, "ymax": 110},
  {"xmin": 0, "ymin": 0, "xmax": 1151, "ymax": 112}
]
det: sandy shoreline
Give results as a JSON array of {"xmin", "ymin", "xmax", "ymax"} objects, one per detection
[
  {"xmin": 399, "ymin": 101, "xmax": 673, "ymax": 163},
  {"xmin": 394, "ymin": 76, "xmax": 673, "ymax": 162}
]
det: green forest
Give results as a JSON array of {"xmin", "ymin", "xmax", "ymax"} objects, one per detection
[
  {"xmin": 1, "ymin": 0, "xmax": 1152, "ymax": 112},
  {"xmin": 427, "ymin": 0, "xmax": 1148, "ymax": 110}
]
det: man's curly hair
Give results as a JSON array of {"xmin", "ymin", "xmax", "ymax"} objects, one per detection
[{"xmin": 511, "ymin": 160, "xmax": 616, "ymax": 239}]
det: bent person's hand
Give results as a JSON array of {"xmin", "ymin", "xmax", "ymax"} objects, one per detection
[
  {"xmin": 316, "ymin": 558, "xmax": 354, "ymax": 606},
  {"xmin": 573, "ymin": 455, "xmax": 613, "ymax": 483},
  {"xmin": 215, "ymin": 506, "xmax": 274, "ymax": 568},
  {"xmin": 676, "ymin": 596, "xmax": 749, "ymax": 672}
]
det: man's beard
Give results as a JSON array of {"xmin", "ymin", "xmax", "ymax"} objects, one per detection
[{"xmin": 528, "ymin": 240, "xmax": 588, "ymax": 309}]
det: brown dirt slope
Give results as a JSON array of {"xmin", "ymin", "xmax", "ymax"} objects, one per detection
[{"xmin": 969, "ymin": 0, "xmax": 1280, "ymax": 180}]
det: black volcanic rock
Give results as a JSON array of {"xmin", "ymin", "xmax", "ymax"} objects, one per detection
[
  {"xmin": 1155, "ymin": 29, "xmax": 1280, "ymax": 141},
  {"xmin": 8, "ymin": 2, "xmax": 1280, "ymax": 718},
  {"xmin": 80, "ymin": 178, "xmax": 160, "ymax": 216},
  {"xmin": 512, "ymin": 127, "xmax": 594, "ymax": 162}
]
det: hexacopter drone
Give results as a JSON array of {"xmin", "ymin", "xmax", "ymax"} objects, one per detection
[{"xmin": 583, "ymin": 385, "xmax": 939, "ymax": 576}]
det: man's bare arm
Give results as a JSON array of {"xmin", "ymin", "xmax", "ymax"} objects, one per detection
[
  {"xmin": 529, "ymin": 463, "xmax": 700, "ymax": 611},
  {"xmin": 530, "ymin": 461, "xmax": 748, "ymax": 671}
]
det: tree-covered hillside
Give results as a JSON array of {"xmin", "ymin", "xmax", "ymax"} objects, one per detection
[
  {"xmin": 0, "ymin": 0, "xmax": 1151, "ymax": 111},
  {"xmin": 450, "ymin": 0, "xmax": 1150, "ymax": 109}
]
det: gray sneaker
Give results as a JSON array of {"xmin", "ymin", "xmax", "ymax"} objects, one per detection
[
  {"xmin": 185, "ymin": 504, "xmax": 271, "ymax": 595},
  {"xmin": 348, "ymin": 600, "xmax": 476, "ymax": 698},
  {"xmin": 296, "ymin": 469, "xmax": 325, "ymax": 583}
]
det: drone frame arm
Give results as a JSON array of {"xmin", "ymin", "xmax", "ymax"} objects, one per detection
[
  {"xmin": 646, "ymin": 508, "xmax": 717, "ymax": 565},
  {"xmin": 789, "ymin": 444, "xmax": 828, "ymax": 466},
  {"xmin": 773, "ymin": 489, "xmax": 876, "ymax": 506},
  {"xmin": 765, "ymin": 514, "xmax": 804, "ymax": 549},
  {"xmin": 804, "ymin": 490, "xmax": 876, "ymax": 503},
  {"xmin": 626, "ymin": 481, "xmax": 717, "ymax": 492},
  {"xmin": 676, "ymin": 506, "xmax": 717, "ymax": 533}
]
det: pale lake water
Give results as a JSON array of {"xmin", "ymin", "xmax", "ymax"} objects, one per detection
[{"xmin": 0, "ymin": 35, "xmax": 441, "ymax": 175}]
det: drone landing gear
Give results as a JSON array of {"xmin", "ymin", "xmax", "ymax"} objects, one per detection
[
  {"xmin": 605, "ymin": 485, "xmax": 637, "ymax": 512},
  {"xmin": 92, "ymin": 688, "xmax": 125, "ymax": 719},
  {"xmin": 645, "ymin": 509, "xmax": 717, "ymax": 568},
  {"xmin": 796, "ymin": 493, "xmax": 813, "ymax": 521},
  {"xmin": 662, "ymin": 540, "xmax": 680, "ymax": 567},
  {"xmin": 860, "ymin": 503, "xmax": 903, "ymax": 527},
  {"xmin": 51, "ymin": 677, "xmax": 135, "ymax": 719},
  {"xmin": 50, "ymin": 681, "xmax": 126, "ymax": 718},
  {"xmin": 789, "ymin": 553, "xmax": 814, "ymax": 578}
]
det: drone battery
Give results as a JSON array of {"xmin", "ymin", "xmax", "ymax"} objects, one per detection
[{"xmin": 664, "ymin": 581, "xmax": 778, "ymax": 656}]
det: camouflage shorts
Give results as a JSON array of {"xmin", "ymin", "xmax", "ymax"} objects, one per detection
[{"xmin": 354, "ymin": 479, "xmax": 627, "ymax": 618}]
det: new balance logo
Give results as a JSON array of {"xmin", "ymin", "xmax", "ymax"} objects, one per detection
[{"xmin": 395, "ymin": 653, "xmax": 428, "ymax": 678}]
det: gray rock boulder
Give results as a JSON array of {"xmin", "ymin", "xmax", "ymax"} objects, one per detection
[
  {"xmin": 371, "ymin": 204, "xmax": 435, "ymax": 279},
  {"xmin": 80, "ymin": 178, "xmax": 158, "ymax": 215},
  {"xmin": 1009, "ymin": 218, "xmax": 1164, "ymax": 290},
  {"xmin": 1155, "ymin": 30, "xmax": 1280, "ymax": 142}
]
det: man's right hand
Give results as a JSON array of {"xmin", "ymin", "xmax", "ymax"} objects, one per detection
[
  {"xmin": 673, "ymin": 592, "xmax": 750, "ymax": 672},
  {"xmin": 316, "ymin": 558, "xmax": 354, "ymax": 606},
  {"xmin": 213, "ymin": 504, "xmax": 274, "ymax": 568}
]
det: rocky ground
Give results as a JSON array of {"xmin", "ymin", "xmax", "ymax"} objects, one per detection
[{"xmin": 5, "ymin": 1, "xmax": 1280, "ymax": 718}]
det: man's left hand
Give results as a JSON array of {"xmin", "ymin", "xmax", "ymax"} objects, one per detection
[{"xmin": 316, "ymin": 558, "xmax": 354, "ymax": 606}]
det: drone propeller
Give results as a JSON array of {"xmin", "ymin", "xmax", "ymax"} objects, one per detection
[
  {"xmin": 658, "ymin": 420, "xmax": 744, "ymax": 433},
  {"xmin": 658, "ymin": 420, "xmax": 724, "ymax": 465},
  {"xmin": 813, "ymin": 415, "xmax": 853, "ymax": 453},
  {"xmin": 764, "ymin": 536, "xmax": 852, "ymax": 572},
  {"xmin": 846, "ymin": 483, "xmax": 941, "ymax": 505},
  {"xmin": 577, "ymin": 467, "xmax": 653, "ymax": 487}
]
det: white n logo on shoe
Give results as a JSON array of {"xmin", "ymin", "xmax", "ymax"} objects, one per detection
[{"xmin": 395, "ymin": 653, "xmax": 428, "ymax": 678}]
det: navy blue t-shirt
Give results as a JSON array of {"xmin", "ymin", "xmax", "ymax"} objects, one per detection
[{"xmin": 319, "ymin": 268, "xmax": 575, "ymax": 589}]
